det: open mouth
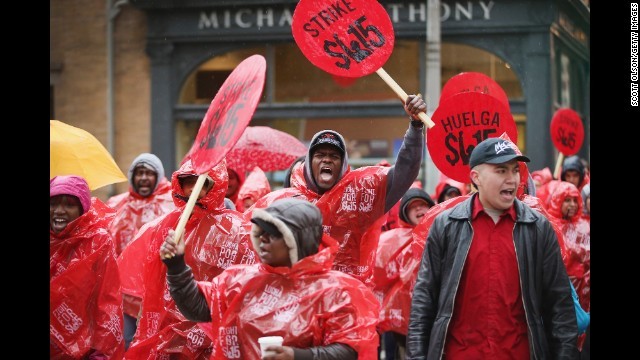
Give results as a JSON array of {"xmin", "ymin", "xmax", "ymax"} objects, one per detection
[
  {"xmin": 500, "ymin": 189, "xmax": 515, "ymax": 198},
  {"xmin": 52, "ymin": 218, "xmax": 69, "ymax": 231},
  {"xmin": 318, "ymin": 166, "xmax": 333, "ymax": 182}
]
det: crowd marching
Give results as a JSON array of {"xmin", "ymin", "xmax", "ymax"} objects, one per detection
[{"xmin": 51, "ymin": 94, "xmax": 589, "ymax": 359}]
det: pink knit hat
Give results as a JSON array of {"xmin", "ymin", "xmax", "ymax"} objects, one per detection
[{"xmin": 50, "ymin": 175, "xmax": 91, "ymax": 214}]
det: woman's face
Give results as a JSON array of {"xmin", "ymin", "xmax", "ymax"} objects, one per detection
[
  {"xmin": 256, "ymin": 229, "xmax": 291, "ymax": 268},
  {"xmin": 50, "ymin": 195, "xmax": 83, "ymax": 233}
]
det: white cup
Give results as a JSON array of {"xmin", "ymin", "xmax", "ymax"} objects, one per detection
[{"xmin": 258, "ymin": 336, "xmax": 283, "ymax": 357}]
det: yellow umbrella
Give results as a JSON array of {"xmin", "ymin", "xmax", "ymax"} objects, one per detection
[{"xmin": 50, "ymin": 120, "xmax": 127, "ymax": 190}]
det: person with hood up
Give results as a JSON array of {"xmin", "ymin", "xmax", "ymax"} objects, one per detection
[
  {"xmin": 374, "ymin": 188, "xmax": 435, "ymax": 360},
  {"xmin": 531, "ymin": 166, "xmax": 554, "ymax": 204},
  {"xmin": 282, "ymin": 155, "xmax": 306, "ymax": 188},
  {"xmin": 225, "ymin": 166, "xmax": 245, "ymax": 205},
  {"xmin": 432, "ymin": 175, "xmax": 467, "ymax": 204},
  {"xmin": 546, "ymin": 181, "xmax": 591, "ymax": 314},
  {"xmin": 108, "ymin": 153, "xmax": 175, "ymax": 255},
  {"xmin": 50, "ymin": 175, "xmax": 125, "ymax": 359},
  {"xmin": 249, "ymin": 95, "xmax": 426, "ymax": 286},
  {"xmin": 581, "ymin": 183, "xmax": 590, "ymax": 223},
  {"xmin": 160, "ymin": 198, "xmax": 381, "ymax": 360},
  {"xmin": 107, "ymin": 153, "xmax": 176, "ymax": 349},
  {"xmin": 235, "ymin": 166, "xmax": 271, "ymax": 212},
  {"xmin": 561, "ymin": 155, "xmax": 590, "ymax": 192},
  {"xmin": 407, "ymin": 137, "xmax": 578, "ymax": 359},
  {"xmin": 123, "ymin": 159, "xmax": 258, "ymax": 359}
]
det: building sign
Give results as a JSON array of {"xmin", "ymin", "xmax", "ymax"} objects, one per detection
[{"xmin": 198, "ymin": 1, "xmax": 496, "ymax": 31}]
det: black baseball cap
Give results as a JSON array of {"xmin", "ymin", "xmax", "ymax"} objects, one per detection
[
  {"xmin": 309, "ymin": 130, "xmax": 346, "ymax": 156},
  {"xmin": 469, "ymin": 137, "xmax": 530, "ymax": 168}
]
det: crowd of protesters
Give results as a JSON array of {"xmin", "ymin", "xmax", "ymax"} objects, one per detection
[{"xmin": 51, "ymin": 103, "xmax": 589, "ymax": 358}]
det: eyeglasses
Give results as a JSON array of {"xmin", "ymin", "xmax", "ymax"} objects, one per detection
[{"xmin": 258, "ymin": 230, "xmax": 282, "ymax": 243}]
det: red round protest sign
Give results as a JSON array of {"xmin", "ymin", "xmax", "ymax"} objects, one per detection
[
  {"xmin": 292, "ymin": 0, "xmax": 395, "ymax": 77},
  {"xmin": 187, "ymin": 55, "xmax": 266, "ymax": 174},
  {"xmin": 427, "ymin": 92, "xmax": 518, "ymax": 183},
  {"xmin": 550, "ymin": 108, "xmax": 584, "ymax": 156},
  {"xmin": 440, "ymin": 72, "xmax": 510, "ymax": 110}
]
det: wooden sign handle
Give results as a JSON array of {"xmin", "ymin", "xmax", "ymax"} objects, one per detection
[
  {"xmin": 553, "ymin": 153, "xmax": 565, "ymax": 180},
  {"xmin": 376, "ymin": 68, "xmax": 435, "ymax": 129},
  {"xmin": 163, "ymin": 174, "xmax": 207, "ymax": 259}
]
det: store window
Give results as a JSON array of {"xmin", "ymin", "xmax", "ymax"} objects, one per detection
[
  {"xmin": 441, "ymin": 42, "xmax": 526, "ymax": 151},
  {"xmin": 176, "ymin": 41, "xmax": 525, "ymax": 183}
]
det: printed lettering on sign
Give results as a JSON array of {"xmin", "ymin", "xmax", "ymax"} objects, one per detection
[
  {"xmin": 53, "ymin": 302, "xmax": 83, "ymax": 334},
  {"xmin": 427, "ymin": 92, "xmax": 517, "ymax": 183},
  {"xmin": 292, "ymin": 0, "xmax": 395, "ymax": 77}
]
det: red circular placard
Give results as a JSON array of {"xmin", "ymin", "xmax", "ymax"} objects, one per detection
[
  {"xmin": 187, "ymin": 55, "xmax": 266, "ymax": 174},
  {"xmin": 427, "ymin": 92, "xmax": 518, "ymax": 183},
  {"xmin": 292, "ymin": 0, "xmax": 395, "ymax": 77},
  {"xmin": 550, "ymin": 108, "xmax": 584, "ymax": 156},
  {"xmin": 440, "ymin": 72, "xmax": 510, "ymax": 110}
]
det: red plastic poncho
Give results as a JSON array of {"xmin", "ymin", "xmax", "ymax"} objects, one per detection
[
  {"xmin": 107, "ymin": 178, "xmax": 175, "ymax": 255},
  {"xmin": 197, "ymin": 235, "xmax": 380, "ymax": 360},
  {"xmin": 124, "ymin": 160, "xmax": 258, "ymax": 359},
  {"xmin": 108, "ymin": 178, "xmax": 176, "ymax": 319},
  {"xmin": 50, "ymin": 198, "xmax": 125, "ymax": 359},
  {"xmin": 249, "ymin": 162, "xmax": 389, "ymax": 286},
  {"xmin": 546, "ymin": 181, "xmax": 591, "ymax": 312},
  {"xmin": 377, "ymin": 195, "xmax": 470, "ymax": 335},
  {"xmin": 234, "ymin": 166, "xmax": 271, "ymax": 212}
]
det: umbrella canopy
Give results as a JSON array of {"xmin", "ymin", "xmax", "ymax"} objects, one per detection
[
  {"xmin": 224, "ymin": 126, "xmax": 307, "ymax": 174},
  {"xmin": 50, "ymin": 120, "xmax": 127, "ymax": 190}
]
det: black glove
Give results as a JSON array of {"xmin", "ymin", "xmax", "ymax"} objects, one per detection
[{"xmin": 162, "ymin": 253, "xmax": 187, "ymax": 275}]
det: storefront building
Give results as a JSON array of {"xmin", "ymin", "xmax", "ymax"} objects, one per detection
[{"xmin": 50, "ymin": 0, "xmax": 589, "ymax": 197}]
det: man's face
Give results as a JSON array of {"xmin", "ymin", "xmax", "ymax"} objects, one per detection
[
  {"xmin": 133, "ymin": 166, "xmax": 158, "ymax": 197},
  {"xmin": 561, "ymin": 196, "xmax": 579, "ymax": 219},
  {"xmin": 180, "ymin": 175, "xmax": 213, "ymax": 200},
  {"xmin": 311, "ymin": 144, "xmax": 342, "ymax": 192},
  {"xmin": 564, "ymin": 170, "xmax": 581, "ymax": 188},
  {"xmin": 227, "ymin": 170, "xmax": 240, "ymax": 197},
  {"xmin": 471, "ymin": 160, "xmax": 520, "ymax": 211},
  {"xmin": 406, "ymin": 199, "xmax": 431, "ymax": 226}
]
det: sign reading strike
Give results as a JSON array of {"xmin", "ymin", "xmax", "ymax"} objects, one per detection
[
  {"xmin": 550, "ymin": 108, "xmax": 584, "ymax": 156},
  {"xmin": 292, "ymin": 0, "xmax": 394, "ymax": 77},
  {"xmin": 428, "ymin": 92, "xmax": 518, "ymax": 183},
  {"xmin": 440, "ymin": 72, "xmax": 510, "ymax": 110},
  {"xmin": 187, "ymin": 54, "xmax": 266, "ymax": 174}
]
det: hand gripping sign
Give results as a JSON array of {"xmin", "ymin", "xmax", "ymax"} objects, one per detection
[
  {"xmin": 427, "ymin": 92, "xmax": 518, "ymax": 183},
  {"xmin": 168, "ymin": 55, "xmax": 266, "ymax": 254},
  {"xmin": 550, "ymin": 108, "xmax": 584, "ymax": 179},
  {"xmin": 292, "ymin": 0, "xmax": 434, "ymax": 128},
  {"xmin": 440, "ymin": 72, "xmax": 511, "ymax": 111}
]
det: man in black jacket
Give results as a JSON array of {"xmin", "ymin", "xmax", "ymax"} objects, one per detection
[{"xmin": 407, "ymin": 137, "xmax": 579, "ymax": 359}]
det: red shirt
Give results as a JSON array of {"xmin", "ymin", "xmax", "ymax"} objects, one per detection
[{"xmin": 444, "ymin": 196, "xmax": 529, "ymax": 359}]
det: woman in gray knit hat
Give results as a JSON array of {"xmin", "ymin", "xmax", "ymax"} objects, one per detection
[{"xmin": 160, "ymin": 198, "xmax": 381, "ymax": 359}]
